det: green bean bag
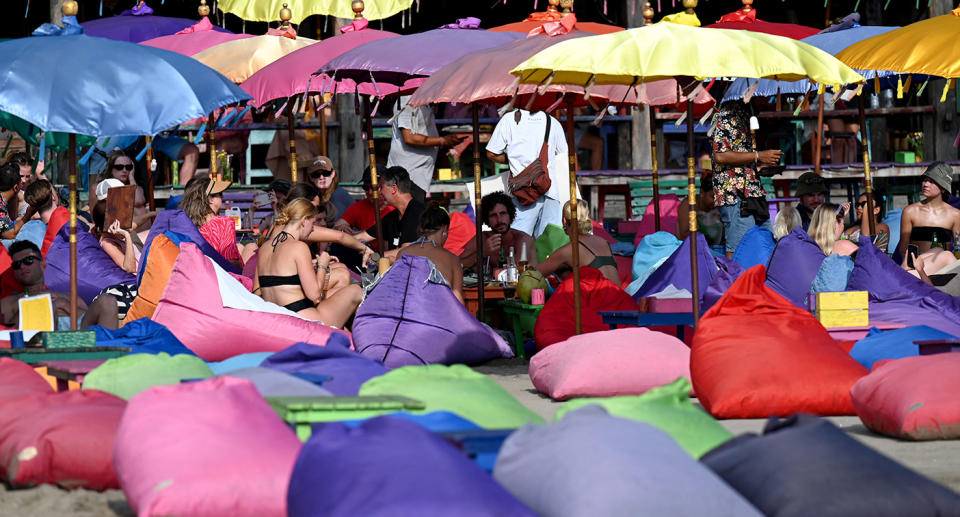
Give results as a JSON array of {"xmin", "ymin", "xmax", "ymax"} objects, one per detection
[
  {"xmin": 83, "ymin": 353, "xmax": 213, "ymax": 400},
  {"xmin": 535, "ymin": 223, "xmax": 570, "ymax": 263}
]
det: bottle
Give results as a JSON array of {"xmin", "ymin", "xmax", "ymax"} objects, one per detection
[
  {"xmin": 505, "ymin": 246, "xmax": 519, "ymax": 285},
  {"xmin": 225, "ymin": 201, "xmax": 242, "ymax": 231},
  {"xmin": 518, "ymin": 242, "xmax": 528, "ymax": 274},
  {"xmin": 932, "ymin": 231, "xmax": 941, "ymax": 250}
]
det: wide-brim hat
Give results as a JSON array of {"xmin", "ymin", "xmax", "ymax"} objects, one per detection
[
  {"xmin": 204, "ymin": 179, "xmax": 232, "ymax": 197},
  {"xmin": 795, "ymin": 172, "xmax": 828, "ymax": 197},
  {"xmin": 922, "ymin": 161, "xmax": 953, "ymax": 193}
]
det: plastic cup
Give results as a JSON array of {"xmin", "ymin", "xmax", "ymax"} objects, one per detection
[
  {"xmin": 531, "ymin": 289, "xmax": 545, "ymax": 305},
  {"xmin": 9, "ymin": 331, "xmax": 24, "ymax": 349}
]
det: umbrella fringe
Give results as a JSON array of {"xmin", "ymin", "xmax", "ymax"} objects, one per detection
[
  {"xmin": 592, "ymin": 102, "xmax": 610, "ymax": 126},
  {"xmin": 546, "ymin": 94, "xmax": 565, "ymax": 114},
  {"xmin": 275, "ymin": 99, "xmax": 289, "ymax": 119},
  {"xmin": 583, "ymin": 74, "xmax": 595, "ymax": 100},
  {"xmin": 371, "ymin": 96, "xmax": 381, "ymax": 118},
  {"xmin": 229, "ymin": 106, "xmax": 252, "ymax": 127},
  {"xmin": 621, "ymin": 77, "xmax": 639, "ymax": 106},
  {"xmin": 369, "ymin": 71, "xmax": 382, "ymax": 98},
  {"xmin": 699, "ymin": 106, "xmax": 715, "ymax": 128}
]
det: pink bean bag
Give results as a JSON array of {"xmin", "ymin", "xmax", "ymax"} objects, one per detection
[
  {"xmin": 0, "ymin": 358, "xmax": 53, "ymax": 399},
  {"xmin": 114, "ymin": 377, "xmax": 302, "ymax": 517},
  {"xmin": 851, "ymin": 354, "xmax": 960, "ymax": 440},
  {"xmin": 529, "ymin": 328, "xmax": 691, "ymax": 400},
  {"xmin": 0, "ymin": 390, "xmax": 125, "ymax": 489},
  {"xmin": 152, "ymin": 242, "xmax": 352, "ymax": 361},
  {"xmin": 633, "ymin": 194, "xmax": 682, "ymax": 247}
]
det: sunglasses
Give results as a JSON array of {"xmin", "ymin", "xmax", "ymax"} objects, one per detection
[
  {"xmin": 362, "ymin": 184, "xmax": 373, "ymax": 191},
  {"xmin": 113, "ymin": 163, "xmax": 134, "ymax": 171},
  {"xmin": 11, "ymin": 256, "xmax": 40, "ymax": 270},
  {"xmin": 856, "ymin": 201, "xmax": 868, "ymax": 208},
  {"xmin": 310, "ymin": 169, "xmax": 334, "ymax": 179}
]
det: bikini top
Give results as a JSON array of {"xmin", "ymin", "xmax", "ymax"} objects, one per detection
[
  {"xmin": 557, "ymin": 241, "xmax": 617, "ymax": 275},
  {"xmin": 259, "ymin": 230, "xmax": 300, "ymax": 287}
]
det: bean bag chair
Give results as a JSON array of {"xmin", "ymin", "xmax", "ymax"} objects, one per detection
[
  {"xmin": 122, "ymin": 233, "xmax": 181, "ymax": 324},
  {"xmin": 0, "ymin": 390, "xmax": 125, "ymax": 489},
  {"xmin": 0, "ymin": 358, "xmax": 53, "ymax": 399},
  {"xmin": 529, "ymin": 328, "xmax": 690, "ymax": 401},
  {"xmin": 82, "ymin": 353, "xmax": 213, "ymax": 400},
  {"xmin": 847, "ymin": 235, "xmax": 960, "ymax": 337},
  {"xmin": 554, "ymin": 378, "xmax": 731, "ymax": 458},
  {"xmin": 851, "ymin": 354, "xmax": 960, "ymax": 440},
  {"xmin": 353, "ymin": 255, "xmax": 512, "ymax": 368},
  {"xmin": 692, "ymin": 265, "xmax": 867, "ymax": 418},
  {"xmin": 764, "ymin": 227, "xmax": 826, "ymax": 308},
  {"xmin": 849, "ymin": 325, "xmax": 956, "ymax": 370},
  {"xmin": 40, "ymin": 205, "xmax": 69, "ymax": 257},
  {"xmin": 359, "ymin": 365, "xmax": 544, "ymax": 429},
  {"xmin": 221, "ymin": 367, "xmax": 332, "ymax": 397},
  {"xmin": 701, "ymin": 414, "xmax": 960, "ymax": 516},
  {"xmin": 241, "ymin": 247, "xmax": 258, "ymax": 280},
  {"xmin": 632, "ymin": 234, "xmax": 717, "ymax": 303},
  {"xmin": 288, "ymin": 416, "xmax": 535, "ymax": 517},
  {"xmin": 443, "ymin": 211, "xmax": 476, "ymax": 256},
  {"xmin": 139, "ymin": 209, "xmax": 239, "ymax": 278},
  {"xmin": 0, "ymin": 244, "xmax": 21, "ymax": 298},
  {"xmin": 493, "ymin": 406, "xmax": 761, "ymax": 517},
  {"xmin": 625, "ymin": 231, "xmax": 681, "ymax": 296},
  {"xmin": 703, "ymin": 256, "xmax": 744, "ymax": 312},
  {"xmin": 45, "ymin": 225, "xmax": 136, "ymax": 305},
  {"xmin": 13, "ymin": 220, "xmax": 46, "ymax": 252},
  {"xmin": 151, "ymin": 243, "xmax": 352, "ymax": 361},
  {"xmin": 260, "ymin": 340, "xmax": 387, "ymax": 396},
  {"xmin": 114, "ymin": 377, "xmax": 302, "ymax": 517},
  {"xmin": 632, "ymin": 194, "xmax": 682, "ymax": 248},
  {"xmin": 92, "ymin": 318, "xmax": 194, "ymax": 356},
  {"xmin": 535, "ymin": 223, "xmax": 569, "ymax": 262},
  {"xmin": 731, "ymin": 225, "xmax": 776, "ymax": 270},
  {"xmin": 810, "ymin": 254, "xmax": 855, "ymax": 293},
  {"xmin": 534, "ymin": 267, "xmax": 637, "ymax": 350},
  {"xmin": 206, "ymin": 352, "xmax": 274, "ymax": 375}
]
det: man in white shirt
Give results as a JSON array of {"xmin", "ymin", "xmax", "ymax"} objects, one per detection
[
  {"xmin": 387, "ymin": 96, "xmax": 463, "ymax": 203},
  {"xmin": 486, "ymin": 109, "xmax": 568, "ymax": 238}
]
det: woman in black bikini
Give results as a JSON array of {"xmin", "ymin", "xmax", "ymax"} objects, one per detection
[
  {"xmin": 896, "ymin": 162, "xmax": 960, "ymax": 264},
  {"xmin": 536, "ymin": 201, "xmax": 620, "ymax": 284},
  {"xmin": 254, "ymin": 198, "xmax": 363, "ymax": 328}
]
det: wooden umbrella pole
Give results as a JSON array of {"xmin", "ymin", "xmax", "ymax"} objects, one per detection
[
  {"xmin": 858, "ymin": 95, "xmax": 875, "ymax": 237},
  {"xmin": 146, "ymin": 136, "xmax": 155, "ymax": 210},
  {"xmin": 68, "ymin": 134, "xmax": 78, "ymax": 330},
  {"xmin": 565, "ymin": 97, "xmax": 582, "ymax": 335},
  {"xmin": 651, "ymin": 115, "xmax": 661, "ymax": 232},
  {"xmin": 287, "ymin": 100, "xmax": 298, "ymax": 183},
  {"xmin": 814, "ymin": 94, "xmax": 825, "ymax": 175},
  {"xmin": 686, "ymin": 100, "xmax": 701, "ymax": 327},
  {"xmin": 472, "ymin": 104, "xmax": 486, "ymax": 322},
  {"xmin": 362, "ymin": 96, "xmax": 387, "ymax": 269},
  {"xmin": 207, "ymin": 112, "xmax": 219, "ymax": 180}
]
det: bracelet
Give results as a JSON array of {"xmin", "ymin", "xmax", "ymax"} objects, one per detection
[{"xmin": 754, "ymin": 151, "xmax": 759, "ymax": 164}]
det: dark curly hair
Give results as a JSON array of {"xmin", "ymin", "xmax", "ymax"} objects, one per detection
[{"xmin": 480, "ymin": 191, "xmax": 516, "ymax": 226}]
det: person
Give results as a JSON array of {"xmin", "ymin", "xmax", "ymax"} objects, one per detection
[
  {"xmin": 808, "ymin": 202, "xmax": 858, "ymax": 256},
  {"xmin": 459, "ymin": 191, "xmax": 537, "ymax": 272},
  {"xmin": 95, "ymin": 150, "xmax": 155, "ymax": 229},
  {"xmin": 23, "ymin": 179, "xmax": 67, "ymax": 256},
  {"xmin": 0, "ymin": 163, "xmax": 36, "ymax": 240},
  {"xmin": 5, "ymin": 151, "xmax": 42, "ymax": 218},
  {"xmin": 387, "ymin": 95, "xmax": 463, "ymax": 203},
  {"xmin": 354, "ymin": 166, "xmax": 426, "ymax": 257},
  {"xmin": 486, "ymin": 109, "xmax": 569, "ymax": 238},
  {"xmin": 250, "ymin": 178, "xmax": 292, "ymax": 234},
  {"xmin": 844, "ymin": 190, "xmax": 890, "ymax": 253},
  {"xmin": 397, "ymin": 202, "xmax": 464, "ymax": 304},
  {"xmin": 254, "ymin": 199, "xmax": 363, "ymax": 328},
  {"xmin": 153, "ymin": 133, "xmax": 200, "ymax": 185},
  {"xmin": 91, "ymin": 200, "xmax": 140, "ymax": 274},
  {"xmin": 793, "ymin": 172, "xmax": 828, "ymax": 231},
  {"xmin": 304, "ymin": 156, "xmax": 355, "ymax": 219},
  {"xmin": 334, "ymin": 167, "xmax": 396, "ymax": 236},
  {"xmin": 772, "ymin": 206, "xmax": 802, "ymax": 241},
  {"xmin": 677, "ymin": 173, "xmax": 724, "ymax": 251},
  {"xmin": 896, "ymin": 162, "xmax": 960, "ymax": 262},
  {"xmin": 710, "ymin": 100, "xmax": 782, "ymax": 257},
  {"xmin": 181, "ymin": 176, "xmax": 243, "ymax": 269},
  {"xmin": 536, "ymin": 201, "xmax": 619, "ymax": 284}
]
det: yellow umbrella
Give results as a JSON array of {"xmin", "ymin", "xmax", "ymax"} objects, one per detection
[
  {"xmin": 216, "ymin": 0, "xmax": 411, "ymax": 23},
  {"xmin": 193, "ymin": 34, "xmax": 317, "ymax": 84}
]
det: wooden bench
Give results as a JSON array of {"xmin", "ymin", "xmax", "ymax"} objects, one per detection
[{"xmin": 598, "ymin": 310, "xmax": 695, "ymax": 341}]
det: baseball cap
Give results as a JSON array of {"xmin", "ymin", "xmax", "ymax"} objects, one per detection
[
  {"xmin": 204, "ymin": 178, "xmax": 232, "ymax": 197},
  {"xmin": 96, "ymin": 178, "xmax": 125, "ymax": 201},
  {"xmin": 265, "ymin": 178, "xmax": 292, "ymax": 195},
  {"xmin": 305, "ymin": 156, "xmax": 334, "ymax": 174},
  {"xmin": 922, "ymin": 161, "xmax": 953, "ymax": 193},
  {"xmin": 795, "ymin": 172, "xmax": 828, "ymax": 197}
]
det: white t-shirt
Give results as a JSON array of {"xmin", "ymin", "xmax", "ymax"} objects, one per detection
[
  {"xmin": 387, "ymin": 96, "xmax": 439, "ymax": 194},
  {"xmin": 486, "ymin": 110, "xmax": 568, "ymax": 201}
]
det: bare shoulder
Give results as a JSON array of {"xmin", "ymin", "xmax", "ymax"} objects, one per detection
[{"xmin": 833, "ymin": 239, "xmax": 859, "ymax": 256}]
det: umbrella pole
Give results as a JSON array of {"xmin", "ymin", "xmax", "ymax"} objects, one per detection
[
  {"xmin": 814, "ymin": 94, "xmax": 824, "ymax": 175},
  {"xmin": 472, "ymin": 104, "xmax": 486, "ymax": 322},
  {"xmin": 565, "ymin": 97, "xmax": 582, "ymax": 335},
  {"xmin": 68, "ymin": 134, "xmax": 78, "ymax": 330},
  {"xmin": 320, "ymin": 104, "xmax": 328, "ymax": 156},
  {"xmin": 146, "ymin": 136, "xmax": 155, "ymax": 211},
  {"xmin": 686, "ymin": 100, "xmax": 700, "ymax": 327},
  {"xmin": 207, "ymin": 113, "xmax": 219, "ymax": 180},
  {"xmin": 287, "ymin": 100, "xmax": 298, "ymax": 183},
  {"xmin": 858, "ymin": 95, "xmax": 875, "ymax": 237},
  {"xmin": 362, "ymin": 96, "xmax": 387, "ymax": 271},
  {"xmin": 651, "ymin": 115, "xmax": 661, "ymax": 232}
]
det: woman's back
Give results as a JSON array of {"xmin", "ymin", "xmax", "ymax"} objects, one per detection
[
  {"xmin": 573, "ymin": 234, "xmax": 619, "ymax": 284},
  {"xmin": 399, "ymin": 241, "xmax": 463, "ymax": 301},
  {"xmin": 256, "ymin": 230, "xmax": 310, "ymax": 306}
]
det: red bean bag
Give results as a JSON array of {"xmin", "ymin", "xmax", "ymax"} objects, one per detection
[
  {"xmin": 851, "ymin": 355, "xmax": 960, "ymax": 440},
  {"xmin": 691, "ymin": 265, "xmax": 867, "ymax": 418},
  {"xmin": 534, "ymin": 267, "xmax": 637, "ymax": 350},
  {"xmin": 0, "ymin": 390, "xmax": 125, "ymax": 489},
  {"xmin": 443, "ymin": 211, "xmax": 476, "ymax": 256},
  {"xmin": 0, "ymin": 244, "xmax": 21, "ymax": 299},
  {"xmin": 41, "ymin": 206, "xmax": 69, "ymax": 257},
  {"xmin": 0, "ymin": 359, "xmax": 53, "ymax": 399}
]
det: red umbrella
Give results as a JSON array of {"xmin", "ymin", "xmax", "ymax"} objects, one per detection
[
  {"xmin": 489, "ymin": 9, "xmax": 623, "ymax": 35},
  {"xmin": 705, "ymin": 2, "xmax": 819, "ymax": 40}
]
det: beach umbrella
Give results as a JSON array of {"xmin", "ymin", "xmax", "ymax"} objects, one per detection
[
  {"xmin": 216, "ymin": 0, "xmax": 411, "ymax": 23},
  {"xmin": 488, "ymin": 0, "xmax": 624, "ymax": 35},
  {"xmin": 140, "ymin": 2, "xmax": 255, "ymax": 56},
  {"xmin": 82, "ymin": 1, "xmax": 231, "ymax": 43},
  {"xmin": 193, "ymin": 33, "xmax": 317, "ymax": 85},
  {"xmin": 704, "ymin": 0, "xmax": 819, "ymax": 40},
  {"xmin": 0, "ymin": 5, "xmax": 250, "ymax": 329},
  {"xmin": 512, "ymin": 16, "xmax": 864, "ymax": 327}
]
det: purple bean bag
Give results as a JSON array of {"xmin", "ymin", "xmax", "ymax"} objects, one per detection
[
  {"xmin": 847, "ymin": 236, "xmax": 960, "ymax": 337},
  {"xmin": 764, "ymin": 227, "xmax": 826, "ymax": 308},
  {"xmin": 353, "ymin": 255, "xmax": 512, "ymax": 369},
  {"xmin": 731, "ymin": 225, "xmax": 776, "ymax": 270},
  {"xmin": 45, "ymin": 225, "xmax": 136, "ymax": 305},
  {"xmin": 633, "ymin": 233, "xmax": 716, "ymax": 303},
  {"xmin": 287, "ymin": 416, "xmax": 536, "ymax": 517},
  {"xmin": 703, "ymin": 257, "xmax": 745, "ymax": 312},
  {"xmin": 138, "ymin": 210, "xmax": 239, "ymax": 281},
  {"xmin": 260, "ymin": 340, "xmax": 387, "ymax": 396}
]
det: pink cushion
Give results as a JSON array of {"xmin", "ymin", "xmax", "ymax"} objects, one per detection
[
  {"xmin": 851, "ymin": 354, "xmax": 960, "ymax": 440},
  {"xmin": 152, "ymin": 242, "xmax": 351, "ymax": 361},
  {"xmin": 529, "ymin": 328, "xmax": 691, "ymax": 401},
  {"xmin": 0, "ymin": 358, "xmax": 54, "ymax": 399},
  {"xmin": 114, "ymin": 377, "xmax": 302, "ymax": 516}
]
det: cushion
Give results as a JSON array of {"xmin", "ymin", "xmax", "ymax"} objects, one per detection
[
  {"xmin": 139, "ymin": 209, "xmax": 239, "ymax": 278},
  {"xmin": 535, "ymin": 223, "xmax": 569, "ymax": 263},
  {"xmin": 359, "ymin": 365, "xmax": 544, "ymax": 429},
  {"xmin": 534, "ymin": 267, "xmax": 637, "ymax": 350},
  {"xmin": 14, "ymin": 220, "xmax": 46, "ymax": 252},
  {"xmin": 703, "ymin": 256, "xmax": 745, "ymax": 312},
  {"xmin": 851, "ymin": 354, "xmax": 960, "ymax": 440},
  {"xmin": 45, "ymin": 225, "xmax": 136, "ymax": 305},
  {"xmin": 288, "ymin": 416, "xmax": 535, "ymax": 517},
  {"xmin": 631, "ymin": 194, "xmax": 683, "ymax": 248},
  {"xmin": 82, "ymin": 353, "xmax": 213, "ymax": 400},
  {"xmin": 692, "ymin": 265, "xmax": 867, "ymax": 418},
  {"xmin": 0, "ymin": 358, "xmax": 54, "ymax": 399},
  {"xmin": 554, "ymin": 378, "xmax": 731, "ymax": 459},
  {"xmin": 122, "ymin": 233, "xmax": 181, "ymax": 324},
  {"xmin": 260, "ymin": 341, "xmax": 387, "ymax": 396},
  {"xmin": 849, "ymin": 325, "xmax": 956, "ymax": 370},
  {"xmin": 493, "ymin": 405, "xmax": 762, "ymax": 517},
  {"xmin": 529, "ymin": 327, "xmax": 690, "ymax": 400},
  {"xmin": 701, "ymin": 414, "xmax": 960, "ymax": 517},
  {"xmin": 92, "ymin": 318, "xmax": 194, "ymax": 356},
  {"xmin": 443, "ymin": 211, "xmax": 476, "ymax": 256},
  {"xmin": 353, "ymin": 255, "xmax": 512, "ymax": 368},
  {"xmin": 221, "ymin": 367, "xmax": 332, "ymax": 397},
  {"xmin": 810, "ymin": 254, "xmax": 855, "ymax": 293},
  {"xmin": 114, "ymin": 377, "xmax": 302, "ymax": 517},
  {"xmin": 206, "ymin": 352, "xmax": 274, "ymax": 375},
  {"xmin": 40, "ymin": 206, "xmax": 69, "ymax": 257},
  {"xmin": 731, "ymin": 225, "xmax": 776, "ymax": 270},
  {"xmin": 151, "ymin": 242, "xmax": 352, "ymax": 361},
  {"xmin": 632, "ymin": 233, "xmax": 717, "ymax": 303},
  {"xmin": 764, "ymin": 227, "xmax": 826, "ymax": 308},
  {"xmin": 0, "ymin": 390, "xmax": 125, "ymax": 489},
  {"xmin": 625, "ymin": 231, "xmax": 681, "ymax": 296}
]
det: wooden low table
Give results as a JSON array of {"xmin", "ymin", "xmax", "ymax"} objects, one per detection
[
  {"xmin": 499, "ymin": 300, "xmax": 544, "ymax": 359},
  {"xmin": 40, "ymin": 359, "xmax": 107, "ymax": 392},
  {"xmin": 825, "ymin": 321, "xmax": 907, "ymax": 342},
  {"xmin": 0, "ymin": 346, "xmax": 129, "ymax": 364},
  {"xmin": 464, "ymin": 285, "xmax": 515, "ymax": 322},
  {"xmin": 914, "ymin": 339, "xmax": 960, "ymax": 355},
  {"xmin": 598, "ymin": 311, "xmax": 695, "ymax": 340}
]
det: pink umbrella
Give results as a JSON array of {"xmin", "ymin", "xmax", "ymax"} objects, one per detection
[{"xmin": 140, "ymin": 16, "xmax": 254, "ymax": 56}]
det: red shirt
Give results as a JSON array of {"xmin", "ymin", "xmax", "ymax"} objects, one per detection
[
  {"xmin": 200, "ymin": 216, "xmax": 242, "ymax": 263},
  {"xmin": 340, "ymin": 198, "xmax": 394, "ymax": 231}
]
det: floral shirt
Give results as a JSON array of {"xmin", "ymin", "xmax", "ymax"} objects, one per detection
[
  {"xmin": 711, "ymin": 103, "xmax": 767, "ymax": 207},
  {"xmin": 0, "ymin": 196, "xmax": 14, "ymax": 234}
]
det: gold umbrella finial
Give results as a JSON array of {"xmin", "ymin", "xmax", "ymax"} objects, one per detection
[
  {"xmin": 198, "ymin": 0, "xmax": 210, "ymax": 17},
  {"xmin": 279, "ymin": 3, "xmax": 292, "ymax": 28},
  {"xmin": 547, "ymin": 0, "xmax": 560, "ymax": 12},
  {"xmin": 62, "ymin": 0, "xmax": 79, "ymax": 16},
  {"xmin": 683, "ymin": 0, "xmax": 698, "ymax": 14},
  {"xmin": 352, "ymin": 0, "xmax": 365, "ymax": 18},
  {"xmin": 559, "ymin": 0, "xmax": 574, "ymax": 14},
  {"xmin": 741, "ymin": 0, "xmax": 754, "ymax": 12},
  {"xmin": 642, "ymin": 2, "xmax": 655, "ymax": 25}
]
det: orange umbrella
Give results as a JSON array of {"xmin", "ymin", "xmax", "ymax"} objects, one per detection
[{"xmin": 488, "ymin": 2, "xmax": 623, "ymax": 35}]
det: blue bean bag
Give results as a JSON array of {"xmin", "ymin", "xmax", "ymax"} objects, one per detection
[
  {"xmin": 90, "ymin": 318, "xmax": 194, "ymax": 356},
  {"xmin": 809, "ymin": 254, "xmax": 855, "ymax": 293},
  {"xmin": 287, "ymin": 416, "xmax": 536, "ymax": 517},
  {"xmin": 703, "ymin": 257, "xmax": 745, "ymax": 312},
  {"xmin": 353, "ymin": 255, "xmax": 513, "ymax": 369},
  {"xmin": 701, "ymin": 414, "xmax": 960, "ymax": 517},
  {"xmin": 884, "ymin": 209, "xmax": 902, "ymax": 259},
  {"xmin": 847, "ymin": 235, "xmax": 960, "ymax": 337},
  {"xmin": 13, "ymin": 220, "xmax": 46, "ymax": 251},
  {"xmin": 626, "ymin": 232, "xmax": 681, "ymax": 296},
  {"xmin": 632, "ymin": 233, "xmax": 717, "ymax": 303},
  {"xmin": 764, "ymin": 227, "xmax": 826, "ymax": 308},
  {"xmin": 732, "ymin": 225, "xmax": 776, "ymax": 270},
  {"xmin": 849, "ymin": 325, "xmax": 957, "ymax": 370},
  {"xmin": 260, "ymin": 340, "xmax": 387, "ymax": 396},
  {"xmin": 493, "ymin": 406, "xmax": 762, "ymax": 517},
  {"xmin": 206, "ymin": 352, "xmax": 274, "ymax": 375},
  {"xmin": 45, "ymin": 225, "xmax": 136, "ymax": 305},
  {"xmin": 220, "ymin": 367, "xmax": 332, "ymax": 397},
  {"xmin": 138, "ymin": 210, "xmax": 239, "ymax": 281}
]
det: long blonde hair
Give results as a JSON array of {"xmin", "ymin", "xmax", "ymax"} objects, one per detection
[
  {"xmin": 808, "ymin": 202, "xmax": 843, "ymax": 255},
  {"xmin": 773, "ymin": 206, "xmax": 802, "ymax": 240},
  {"xmin": 562, "ymin": 200, "xmax": 592, "ymax": 235},
  {"xmin": 274, "ymin": 198, "xmax": 317, "ymax": 227}
]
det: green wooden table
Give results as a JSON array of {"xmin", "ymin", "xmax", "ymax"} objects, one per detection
[
  {"xmin": 499, "ymin": 299, "xmax": 544, "ymax": 359},
  {"xmin": 0, "ymin": 347, "xmax": 129, "ymax": 364},
  {"xmin": 267, "ymin": 395, "xmax": 427, "ymax": 442}
]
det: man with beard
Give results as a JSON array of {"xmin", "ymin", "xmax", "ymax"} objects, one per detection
[{"xmin": 459, "ymin": 191, "xmax": 537, "ymax": 272}]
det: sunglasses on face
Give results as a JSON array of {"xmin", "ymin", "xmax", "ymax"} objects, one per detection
[
  {"xmin": 362, "ymin": 184, "xmax": 373, "ymax": 191},
  {"xmin": 857, "ymin": 201, "xmax": 868, "ymax": 208},
  {"xmin": 113, "ymin": 163, "xmax": 134, "ymax": 171},
  {"xmin": 11, "ymin": 256, "xmax": 40, "ymax": 270},
  {"xmin": 310, "ymin": 169, "xmax": 334, "ymax": 179}
]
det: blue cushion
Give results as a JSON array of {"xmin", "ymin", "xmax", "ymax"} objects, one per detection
[
  {"xmin": 849, "ymin": 325, "xmax": 957, "ymax": 369},
  {"xmin": 732, "ymin": 226, "xmax": 776, "ymax": 270},
  {"xmin": 765, "ymin": 227, "xmax": 826, "ymax": 308}
]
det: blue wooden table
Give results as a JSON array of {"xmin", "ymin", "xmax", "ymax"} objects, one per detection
[{"xmin": 598, "ymin": 311, "xmax": 695, "ymax": 340}]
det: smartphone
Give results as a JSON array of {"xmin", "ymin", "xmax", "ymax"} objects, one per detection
[{"xmin": 907, "ymin": 244, "xmax": 919, "ymax": 268}]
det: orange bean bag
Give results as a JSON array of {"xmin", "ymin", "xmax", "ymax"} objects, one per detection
[
  {"xmin": 691, "ymin": 265, "xmax": 867, "ymax": 418},
  {"xmin": 122, "ymin": 234, "xmax": 181, "ymax": 325}
]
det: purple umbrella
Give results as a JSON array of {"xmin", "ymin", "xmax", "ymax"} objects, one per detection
[{"xmin": 82, "ymin": 12, "xmax": 231, "ymax": 43}]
